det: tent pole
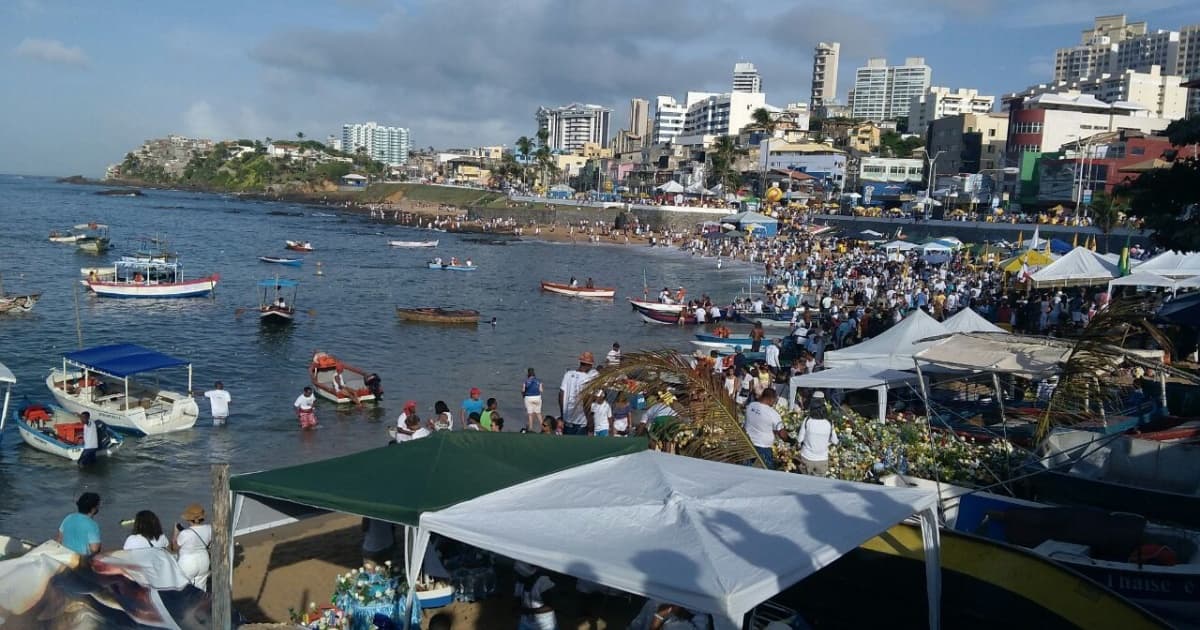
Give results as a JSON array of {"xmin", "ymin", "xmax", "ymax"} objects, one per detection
[
  {"xmin": 992, "ymin": 373, "xmax": 1011, "ymax": 481},
  {"xmin": 1159, "ymin": 371, "xmax": 1168, "ymax": 413},
  {"xmin": 920, "ymin": 507, "xmax": 943, "ymax": 630},
  {"xmin": 211, "ymin": 464, "xmax": 232, "ymax": 630}
]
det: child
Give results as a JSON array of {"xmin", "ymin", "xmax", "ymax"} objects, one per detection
[
  {"xmin": 479, "ymin": 398, "xmax": 498, "ymax": 431},
  {"xmin": 611, "ymin": 392, "xmax": 631, "ymax": 437},
  {"xmin": 589, "ymin": 390, "xmax": 612, "ymax": 437},
  {"xmin": 466, "ymin": 412, "xmax": 482, "ymax": 431}
]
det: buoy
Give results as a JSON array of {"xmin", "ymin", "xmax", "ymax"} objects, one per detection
[{"xmin": 316, "ymin": 261, "xmax": 324, "ymax": 276}]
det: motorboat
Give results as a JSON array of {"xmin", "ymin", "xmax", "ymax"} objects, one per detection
[
  {"xmin": 389, "ymin": 240, "xmax": 439, "ymax": 248},
  {"xmin": 396, "ymin": 307, "xmax": 480, "ymax": 325},
  {"xmin": 309, "ymin": 352, "xmax": 379, "ymax": 404},
  {"xmin": 46, "ymin": 344, "xmax": 199, "ymax": 436},
  {"xmin": 427, "ymin": 259, "xmax": 477, "ymax": 272},
  {"xmin": 632, "ymin": 302, "xmax": 696, "ymax": 325},
  {"xmin": 17, "ymin": 403, "xmax": 124, "ymax": 461},
  {"xmin": 259, "ymin": 278, "xmax": 298, "ymax": 324},
  {"xmin": 259, "ymin": 256, "xmax": 303, "ymax": 267},
  {"xmin": 285, "ymin": 240, "xmax": 314, "ymax": 252},
  {"xmin": 694, "ymin": 332, "xmax": 756, "ymax": 346},
  {"xmin": 540, "ymin": 281, "xmax": 615, "ymax": 299},
  {"xmin": 74, "ymin": 223, "xmax": 111, "ymax": 254},
  {"xmin": 627, "ymin": 298, "xmax": 685, "ymax": 314},
  {"xmin": 84, "ymin": 256, "xmax": 218, "ymax": 298},
  {"xmin": 48, "ymin": 230, "xmax": 83, "ymax": 244}
]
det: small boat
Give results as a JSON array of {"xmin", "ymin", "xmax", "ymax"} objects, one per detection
[
  {"xmin": 627, "ymin": 298, "xmax": 685, "ymax": 314},
  {"xmin": 427, "ymin": 260, "xmax": 477, "ymax": 272},
  {"xmin": 0, "ymin": 293, "xmax": 40, "ymax": 314},
  {"xmin": 74, "ymin": 223, "xmax": 111, "ymax": 254},
  {"xmin": 48, "ymin": 230, "xmax": 83, "ymax": 244},
  {"xmin": 47, "ymin": 343, "xmax": 199, "ymax": 436},
  {"xmin": 389, "ymin": 240, "xmax": 439, "ymax": 248},
  {"xmin": 633, "ymin": 303, "xmax": 697, "ymax": 325},
  {"xmin": 694, "ymin": 332, "xmax": 756, "ymax": 345},
  {"xmin": 17, "ymin": 403, "xmax": 124, "ymax": 461},
  {"xmin": 285, "ymin": 240, "xmax": 314, "ymax": 252},
  {"xmin": 309, "ymin": 352, "xmax": 378, "ymax": 404},
  {"xmin": 258, "ymin": 278, "xmax": 299, "ymax": 324},
  {"xmin": 85, "ymin": 257, "xmax": 218, "ymax": 299},
  {"xmin": 690, "ymin": 340, "xmax": 750, "ymax": 353},
  {"xmin": 396, "ymin": 307, "xmax": 480, "ymax": 325},
  {"xmin": 540, "ymin": 281, "xmax": 616, "ymax": 299},
  {"xmin": 259, "ymin": 256, "xmax": 304, "ymax": 267}
]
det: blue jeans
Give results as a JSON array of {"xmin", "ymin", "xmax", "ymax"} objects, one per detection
[
  {"xmin": 754, "ymin": 446, "xmax": 775, "ymax": 470},
  {"xmin": 563, "ymin": 423, "xmax": 587, "ymax": 435},
  {"xmin": 594, "ymin": 429, "xmax": 609, "ymax": 437}
]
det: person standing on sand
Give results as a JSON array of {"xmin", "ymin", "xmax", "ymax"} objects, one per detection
[
  {"xmin": 203, "ymin": 381, "xmax": 231, "ymax": 426},
  {"xmin": 522, "ymin": 368, "xmax": 543, "ymax": 432},
  {"xmin": 559, "ymin": 352, "xmax": 598, "ymax": 435}
]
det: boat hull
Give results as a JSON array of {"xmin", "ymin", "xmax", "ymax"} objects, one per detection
[
  {"xmin": 427, "ymin": 263, "xmax": 477, "ymax": 272},
  {"xmin": 0, "ymin": 294, "xmax": 40, "ymax": 314},
  {"xmin": 694, "ymin": 333, "xmax": 755, "ymax": 345},
  {"xmin": 389, "ymin": 240, "xmax": 439, "ymax": 248},
  {"xmin": 87, "ymin": 275, "xmax": 219, "ymax": 298},
  {"xmin": 1028, "ymin": 470, "xmax": 1200, "ymax": 530},
  {"xmin": 540, "ymin": 282, "xmax": 615, "ymax": 299},
  {"xmin": 633, "ymin": 305, "xmax": 696, "ymax": 325},
  {"xmin": 259, "ymin": 257, "xmax": 303, "ymax": 267},
  {"xmin": 17, "ymin": 407, "xmax": 123, "ymax": 461},
  {"xmin": 259, "ymin": 307, "xmax": 295, "ymax": 323},
  {"xmin": 310, "ymin": 354, "xmax": 378, "ymax": 404},
  {"xmin": 46, "ymin": 371, "xmax": 199, "ymax": 436},
  {"xmin": 396, "ymin": 307, "xmax": 479, "ymax": 325},
  {"xmin": 285, "ymin": 241, "xmax": 313, "ymax": 252}
]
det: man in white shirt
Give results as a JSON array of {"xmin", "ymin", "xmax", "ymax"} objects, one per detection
[
  {"xmin": 589, "ymin": 390, "xmax": 612, "ymax": 436},
  {"xmin": 558, "ymin": 352, "xmax": 598, "ymax": 435},
  {"xmin": 294, "ymin": 386, "xmax": 318, "ymax": 429},
  {"xmin": 203, "ymin": 381, "xmax": 231, "ymax": 426},
  {"xmin": 742, "ymin": 389, "xmax": 789, "ymax": 469},
  {"xmin": 764, "ymin": 339, "xmax": 781, "ymax": 376},
  {"xmin": 605, "ymin": 343, "xmax": 622, "ymax": 367},
  {"xmin": 79, "ymin": 412, "xmax": 99, "ymax": 468},
  {"xmin": 796, "ymin": 391, "xmax": 838, "ymax": 476}
]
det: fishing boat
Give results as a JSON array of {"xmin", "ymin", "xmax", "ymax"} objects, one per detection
[
  {"xmin": 309, "ymin": 352, "xmax": 378, "ymax": 404},
  {"xmin": 84, "ymin": 256, "xmax": 218, "ymax": 299},
  {"xmin": 735, "ymin": 310, "xmax": 796, "ymax": 327},
  {"xmin": 74, "ymin": 223, "xmax": 111, "ymax": 254},
  {"xmin": 627, "ymin": 298, "xmax": 685, "ymax": 314},
  {"xmin": 46, "ymin": 343, "xmax": 199, "ymax": 436},
  {"xmin": 884, "ymin": 474, "xmax": 1200, "ymax": 624},
  {"xmin": 0, "ymin": 293, "xmax": 39, "ymax": 314},
  {"xmin": 48, "ymin": 230, "xmax": 83, "ymax": 244},
  {"xmin": 427, "ymin": 259, "xmax": 477, "ymax": 272},
  {"xmin": 258, "ymin": 278, "xmax": 299, "ymax": 324},
  {"xmin": 389, "ymin": 240, "xmax": 439, "ymax": 248},
  {"xmin": 690, "ymin": 340, "xmax": 751, "ymax": 353},
  {"xmin": 632, "ymin": 303, "xmax": 697, "ymax": 325},
  {"xmin": 694, "ymin": 332, "xmax": 756, "ymax": 346},
  {"xmin": 285, "ymin": 240, "xmax": 314, "ymax": 252},
  {"xmin": 259, "ymin": 256, "xmax": 303, "ymax": 267},
  {"xmin": 396, "ymin": 307, "xmax": 480, "ymax": 325},
  {"xmin": 17, "ymin": 403, "xmax": 124, "ymax": 461},
  {"xmin": 540, "ymin": 281, "xmax": 616, "ymax": 299}
]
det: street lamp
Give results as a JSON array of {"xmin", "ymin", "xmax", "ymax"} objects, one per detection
[
  {"xmin": 923, "ymin": 150, "xmax": 945, "ymax": 217},
  {"xmin": 978, "ymin": 167, "xmax": 1020, "ymax": 216}
]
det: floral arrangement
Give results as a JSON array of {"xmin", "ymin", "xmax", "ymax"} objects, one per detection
[
  {"xmin": 288, "ymin": 602, "xmax": 345, "ymax": 629},
  {"xmin": 332, "ymin": 564, "xmax": 405, "ymax": 609}
]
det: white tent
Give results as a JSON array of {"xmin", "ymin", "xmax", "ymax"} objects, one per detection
[
  {"xmin": 942, "ymin": 308, "xmax": 1008, "ymax": 335},
  {"xmin": 788, "ymin": 366, "xmax": 921, "ymax": 421},
  {"xmin": 1029, "ymin": 246, "xmax": 1119, "ymax": 287},
  {"xmin": 1175, "ymin": 275, "xmax": 1200, "ymax": 291},
  {"xmin": 1107, "ymin": 270, "xmax": 1179, "ymax": 293},
  {"xmin": 921, "ymin": 241, "xmax": 955, "ymax": 254},
  {"xmin": 882, "ymin": 240, "xmax": 919, "ymax": 252},
  {"xmin": 685, "ymin": 182, "xmax": 713, "ymax": 195},
  {"xmin": 1135, "ymin": 251, "xmax": 1200, "ymax": 279},
  {"xmin": 656, "ymin": 180, "xmax": 686, "ymax": 193},
  {"xmin": 824, "ymin": 309, "xmax": 949, "ymax": 371},
  {"xmin": 414, "ymin": 450, "xmax": 941, "ymax": 629},
  {"xmin": 914, "ymin": 333, "xmax": 1073, "ymax": 379}
]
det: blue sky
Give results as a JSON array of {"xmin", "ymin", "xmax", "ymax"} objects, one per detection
[{"xmin": 3, "ymin": 0, "xmax": 1199, "ymax": 176}]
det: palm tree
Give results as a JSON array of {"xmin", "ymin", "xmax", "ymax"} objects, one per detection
[
  {"xmin": 296, "ymin": 131, "xmax": 305, "ymax": 141},
  {"xmin": 708, "ymin": 135, "xmax": 747, "ymax": 193},
  {"xmin": 577, "ymin": 350, "xmax": 764, "ymax": 466},
  {"xmin": 751, "ymin": 107, "xmax": 776, "ymax": 136},
  {"xmin": 1089, "ymin": 191, "xmax": 1125, "ymax": 253},
  {"xmin": 515, "ymin": 136, "xmax": 533, "ymax": 160}
]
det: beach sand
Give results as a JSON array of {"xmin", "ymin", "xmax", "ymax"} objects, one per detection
[{"xmin": 234, "ymin": 513, "xmax": 641, "ymax": 629}]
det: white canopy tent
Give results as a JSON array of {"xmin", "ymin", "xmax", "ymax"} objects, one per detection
[
  {"xmin": 788, "ymin": 365, "xmax": 921, "ymax": 421},
  {"xmin": 1135, "ymin": 250, "xmax": 1200, "ymax": 279},
  {"xmin": 824, "ymin": 310, "xmax": 949, "ymax": 371},
  {"xmin": 1107, "ymin": 270, "xmax": 1179, "ymax": 294},
  {"xmin": 1028, "ymin": 246, "xmax": 1119, "ymax": 288},
  {"xmin": 685, "ymin": 182, "xmax": 714, "ymax": 195},
  {"xmin": 913, "ymin": 333, "xmax": 1072, "ymax": 379},
  {"xmin": 1175, "ymin": 275, "xmax": 1200, "ymax": 291},
  {"xmin": 920, "ymin": 241, "xmax": 955, "ymax": 255},
  {"xmin": 412, "ymin": 450, "xmax": 941, "ymax": 630},
  {"xmin": 942, "ymin": 308, "xmax": 1008, "ymax": 335},
  {"xmin": 656, "ymin": 180, "xmax": 686, "ymax": 194},
  {"xmin": 882, "ymin": 240, "xmax": 919, "ymax": 251}
]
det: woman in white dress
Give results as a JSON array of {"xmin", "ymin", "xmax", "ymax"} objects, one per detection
[
  {"xmin": 122, "ymin": 510, "xmax": 170, "ymax": 550},
  {"xmin": 173, "ymin": 504, "xmax": 213, "ymax": 590}
]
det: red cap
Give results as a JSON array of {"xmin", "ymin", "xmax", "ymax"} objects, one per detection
[
  {"xmin": 469, "ymin": 387, "xmax": 481, "ymax": 396},
  {"xmin": 404, "ymin": 400, "xmax": 417, "ymax": 410}
]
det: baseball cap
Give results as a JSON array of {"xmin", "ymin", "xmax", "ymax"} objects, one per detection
[
  {"xmin": 469, "ymin": 387, "xmax": 481, "ymax": 396},
  {"xmin": 404, "ymin": 400, "xmax": 417, "ymax": 410}
]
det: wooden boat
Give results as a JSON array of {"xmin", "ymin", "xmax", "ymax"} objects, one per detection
[
  {"xmin": 285, "ymin": 240, "xmax": 314, "ymax": 252},
  {"xmin": 627, "ymin": 298, "xmax": 685, "ymax": 314},
  {"xmin": 1133, "ymin": 417, "xmax": 1200, "ymax": 443},
  {"xmin": 633, "ymin": 303, "xmax": 697, "ymax": 325},
  {"xmin": 85, "ymin": 257, "xmax": 218, "ymax": 298},
  {"xmin": 885, "ymin": 474, "xmax": 1200, "ymax": 625},
  {"xmin": 74, "ymin": 223, "xmax": 111, "ymax": 253},
  {"xmin": 259, "ymin": 278, "xmax": 298, "ymax": 324},
  {"xmin": 694, "ymin": 332, "xmax": 756, "ymax": 345},
  {"xmin": 48, "ymin": 230, "xmax": 83, "ymax": 244},
  {"xmin": 309, "ymin": 352, "xmax": 378, "ymax": 404},
  {"xmin": 427, "ymin": 261, "xmax": 477, "ymax": 272},
  {"xmin": 540, "ymin": 281, "xmax": 616, "ymax": 299},
  {"xmin": 0, "ymin": 293, "xmax": 40, "ymax": 314},
  {"xmin": 396, "ymin": 307, "xmax": 480, "ymax": 325},
  {"xmin": 259, "ymin": 256, "xmax": 303, "ymax": 267},
  {"xmin": 47, "ymin": 343, "xmax": 199, "ymax": 436},
  {"xmin": 389, "ymin": 240, "xmax": 439, "ymax": 248},
  {"xmin": 17, "ymin": 403, "xmax": 124, "ymax": 461}
]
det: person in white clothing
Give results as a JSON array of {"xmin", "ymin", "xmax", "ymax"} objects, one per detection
[
  {"xmin": 294, "ymin": 387, "xmax": 317, "ymax": 429},
  {"xmin": 173, "ymin": 504, "xmax": 213, "ymax": 591},
  {"xmin": 629, "ymin": 599, "xmax": 711, "ymax": 629},
  {"xmin": 558, "ymin": 352, "xmax": 598, "ymax": 435},
  {"xmin": 122, "ymin": 510, "xmax": 170, "ymax": 550},
  {"xmin": 764, "ymin": 339, "xmax": 781, "ymax": 376},
  {"xmin": 203, "ymin": 381, "xmax": 231, "ymax": 426},
  {"xmin": 742, "ymin": 389, "xmax": 789, "ymax": 470},
  {"xmin": 589, "ymin": 390, "xmax": 612, "ymax": 437},
  {"xmin": 796, "ymin": 391, "xmax": 838, "ymax": 476},
  {"xmin": 79, "ymin": 411, "xmax": 99, "ymax": 468},
  {"xmin": 514, "ymin": 561, "xmax": 557, "ymax": 630},
  {"xmin": 395, "ymin": 412, "xmax": 431, "ymax": 443},
  {"xmin": 605, "ymin": 343, "xmax": 622, "ymax": 367}
]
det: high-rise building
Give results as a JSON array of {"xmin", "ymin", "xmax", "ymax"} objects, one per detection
[
  {"xmin": 341, "ymin": 122, "xmax": 410, "ymax": 165},
  {"xmin": 1180, "ymin": 25, "xmax": 1200, "ymax": 115},
  {"xmin": 652, "ymin": 96, "xmax": 688, "ymax": 144},
  {"xmin": 535, "ymin": 103, "xmax": 612, "ymax": 152},
  {"xmin": 927, "ymin": 113, "xmax": 1010, "ymax": 174},
  {"xmin": 681, "ymin": 91, "xmax": 767, "ymax": 138},
  {"xmin": 811, "ymin": 42, "xmax": 840, "ymax": 111},
  {"xmin": 732, "ymin": 62, "xmax": 762, "ymax": 94},
  {"xmin": 629, "ymin": 98, "xmax": 651, "ymax": 138},
  {"xmin": 850, "ymin": 57, "xmax": 932, "ymax": 121},
  {"xmin": 1008, "ymin": 66, "xmax": 1188, "ymax": 120},
  {"xmin": 907, "ymin": 87, "xmax": 995, "ymax": 136}
]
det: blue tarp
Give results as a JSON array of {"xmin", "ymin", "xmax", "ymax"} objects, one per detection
[
  {"xmin": 64, "ymin": 344, "xmax": 189, "ymax": 378},
  {"xmin": 1049, "ymin": 238, "xmax": 1074, "ymax": 255},
  {"xmin": 257, "ymin": 279, "xmax": 300, "ymax": 287}
]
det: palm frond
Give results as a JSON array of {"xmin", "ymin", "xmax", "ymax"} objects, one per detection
[{"xmin": 580, "ymin": 350, "xmax": 764, "ymax": 467}]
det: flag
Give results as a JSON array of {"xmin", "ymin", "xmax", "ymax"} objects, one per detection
[
  {"xmin": 1044, "ymin": 239, "xmax": 1051, "ymax": 256},
  {"xmin": 1072, "ymin": 233, "xmax": 1079, "ymax": 248},
  {"xmin": 1118, "ymin": 234, "xmax": 1131, "ymax": 277},
  {"xmin": 1029, "ymin": 226, "xmax": 1040, "ymax": 250},
  {"xmin": 1019, "ymin": 263, "xmax": 1033, "ymax": 283},
  {"xmin": 1016, "ymin": 230, "xmax": 1023, "ymax": 249}
]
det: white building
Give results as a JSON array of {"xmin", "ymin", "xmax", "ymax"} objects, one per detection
[
  {"xmin": 681, "ymin": 91, "xmax": 766, "ymax": 138},
  {"xmin": 907, "ymin": 87, "xmax": 994, "ymax": 136},
  {"xmin": 652, "ymin": 96, "xmax": 688, "ymax": 144},
  {"xmin": 341, "ymin": 122, "xmax": 410, "ymax": 165},
  {"xmin": 1008, "ymin": 66, "xmax": 1187, "ymax": 120},
  {"xmin": 732, "ymin": 62, "xmax": 762, "ymax": 93},
  {"xmin": 1003, "ymin": 92, "xmax": 1173, "ymax": 158},
  {"xmin": 1178, "ymin": 25, "xmax": 1200, "ymax": 115},
  {"xmin": 811, "ymin": 42, "xmax": 840, "ymax": 111},
  {"xmin": 629, "ymin": 98, "xmax": 651, "ymax": 138},
  {"xmin": 325, "ymin": 134, "xmax": 342, "ymax": 152},
  {"xmin": 535, "ymin": 103, "xmax": 612, "ymax": 152},
  {"xmin": 850, "ymin": 57, "xmax": 932, "ymax": 121},
  {"xmin": 758, "ymin": 140, "xmax": 846, "ymax": 189}
]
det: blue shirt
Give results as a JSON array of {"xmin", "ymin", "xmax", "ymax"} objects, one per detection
[
  {"xmin": 60, "ymin": 512, "xmax": 100, "ymax": 555},
  {"xmin": 462, "ymin": 397, "xmax": 484, "ymax": 418},
  {"xmin": 523, "ymin": 377, "xmax": 541, "ymax": 397}
]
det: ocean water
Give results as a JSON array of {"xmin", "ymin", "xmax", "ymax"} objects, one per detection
[{"xmin": 0, "ymin": 175, "xmax": 756, "ymax": 547}]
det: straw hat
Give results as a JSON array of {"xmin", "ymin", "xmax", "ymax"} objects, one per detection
[
  {"xmin": 181, "ymin": 504, "xmax": 206, "ymax": 523},
  {"xmin": 579, "ymin": 351, "xmax": 595, "ymax": 365}
]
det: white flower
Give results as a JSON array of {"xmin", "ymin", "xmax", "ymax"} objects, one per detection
[{"xmin": 384, "ymin": 560, "xmax": 392, "ymax": 567}]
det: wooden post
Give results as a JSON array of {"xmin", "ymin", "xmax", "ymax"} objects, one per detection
[{"xmin": 211, "ymin": 464, "xmax": 232, "ymax": 629}]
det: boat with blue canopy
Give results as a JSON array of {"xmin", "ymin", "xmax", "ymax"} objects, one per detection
[
  {"xmin": 46, "ymin": 343, "xmax": 199, "ymax": 435},
  {"xmin": 259, "ymin": 278, "xmax": 299, "ymax": 324},
  {"xmin": 0, "ymin": 361, "xmax": 14, "ymax": 438}
]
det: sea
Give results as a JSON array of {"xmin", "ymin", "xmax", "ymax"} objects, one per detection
[{"xmin": 0, "ymin": 175, "xmax": 758, "ymax": 548}]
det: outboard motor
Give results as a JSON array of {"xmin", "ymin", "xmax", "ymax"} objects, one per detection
[{"xmin": 365, "ymin": 373, "xmax": 384, "ymax": 400}]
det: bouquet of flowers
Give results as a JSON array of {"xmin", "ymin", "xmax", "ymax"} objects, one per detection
[
  {"xmin": 328, "ymin": 563, "xmax": 419, "ymax": 630},
  {"xmin": 289, "ymin": 602, "xmax": 346, "ymax": 629}
]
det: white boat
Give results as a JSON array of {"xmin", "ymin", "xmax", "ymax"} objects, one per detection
[
  {"xmin": 309, "ymin": 352, "xmax": 378, "ymax": 404},
  {"xmin": 541, "ymin": 281, "xmax": 616, "ymax": 299},
  {"xmin": 49, "ymin": 230, "xmax": 83, "ymax": 244},
  {"xmin": 627, "ymin": 298, "xmax": 685, "ymax": 314},
  {"xmin": 0, "ymin": 361, "xmax": 14, "ymax": 435},
  {"xmin": 17, "ymin": 403, "xmax": 124, "ymax": 461},
  {"xmin": 46, "ymin": 344, "xmax": 199, "ymax": 436},
  {"xmin": 74, "ymin": 223, "xmax": 111, "ymax": 253},
  {"xmin": 689, "ymin": 340, "xmax": 746, "ymax": 353},
  {"xmin": 285, "ymin": 240, "xmax": 314, "ymax": 252},
  {"xmin": 389, "ymin": 240, "xmax": 439, "ymax": 248},
  {"xmin": 85, "ymin": 257, "xmax": 218, "ymax": 299},
  {"xmin": 0, "ymin": 293, "xmax": 39, "ymax": 314},
  {"xmin": 259, "ymin": 278, "xmax": 298, "ymax": 324}
]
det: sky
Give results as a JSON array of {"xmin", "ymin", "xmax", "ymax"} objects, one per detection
[{"xmin": 3, "ymin": 0, "xmax": 1200, "ymax": 177}]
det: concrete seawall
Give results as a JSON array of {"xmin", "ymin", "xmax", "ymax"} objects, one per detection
[{"xmin": 467, "ymin": 203, "xmax": 730, "ymax": 232}]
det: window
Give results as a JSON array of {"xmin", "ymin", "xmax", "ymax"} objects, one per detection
[{"xmin": 988, "ymin": 129, "xmax": 997, "ymax": 137}]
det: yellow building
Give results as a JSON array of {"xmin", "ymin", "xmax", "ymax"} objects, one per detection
[{"xmin": 577, "ymin": 142, "xmax": 614, "ymax": 159}]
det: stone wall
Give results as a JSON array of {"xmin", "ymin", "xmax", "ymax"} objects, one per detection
[{"xmin": 466, "ymin": 204, "xmax": 724, "ymax": 232}]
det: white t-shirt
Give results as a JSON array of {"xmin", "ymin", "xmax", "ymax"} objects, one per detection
[
  {"xmin": 606, "ymin": 349, "xmax": 621, "ymax": 366},
  {"xmin": 515, "ymin": 574, "xmax": 556, "ymax": 626},
  {"xmin": 294, "ymin": 393, "xmax": 316, "ymax": 410},
  {"xmin": 591, "ymin": 401, "xmax": 612, "ymax": 433},
  {"xmin": 177, "ymin": 524, "xmax": 212, "ymax": 555},
  {"xmin": 433, "ymin": 411, "xmax": 453, "ymax": 431},
  {"xmin": 82, "ymin": 421, "xmax": 99, "ymax": 450},
  {"xmin": 765, "ymin": 344, "xmax": 781, "ymax": 368},
  {"xmin": 796, "ymin": 417, "xmax": 838, "ymax": 462},
  {"xmin": 743, "ymin": 402, "xmax": 783, "ymax": 448},
  {"xmin": 123, "ymin": 533, "xmax": 169, "ymax": 550},
  {"xmin": 204, "ymin": 389, "xmax": 231, "ymax": 417},
  {"xmin": 560, "ymin": 369, "xmax": 598, "ymax": 426}
]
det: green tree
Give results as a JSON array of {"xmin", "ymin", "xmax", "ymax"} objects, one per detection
[
  {"xmin": 707, "ymin": 135, "xmax": 747, "ymax": 192},
  {"xmin": 296, "ymin": 131, "xmax": 305, "ymax": 141},
  {"xmin": 878, "ymin": 131, "xmax": 923, "ymax": 158},
  {"xmin": 1120, "ymin": 114, "xmax": 1200, "ymax": 251},
  {"xmin": 1088, "ymin": 190, "xmax": 1126, "ymax": 253}
]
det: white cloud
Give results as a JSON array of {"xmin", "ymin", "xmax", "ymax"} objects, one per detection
[
  {"xmin": 14, "ymin": 37, "xmax": 89, "ymax": 67},
  {"xmin": 183, "ymin": 101, "xmax": 271, "ymax": 140}
]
